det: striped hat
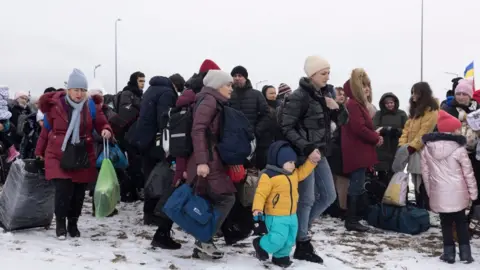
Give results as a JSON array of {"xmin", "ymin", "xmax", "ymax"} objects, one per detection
[{"xmin": 278, "ymin": 83, "xmax": 292, "ymax": 97}]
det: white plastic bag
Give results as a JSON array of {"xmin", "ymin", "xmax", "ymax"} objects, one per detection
[
  {"xmin": 467, "ymin": 109, "xmax": 480, "ymax": 131},
  {"xmin": 382, "ymin": 172, "xmax": 409, "ymax": 207}
]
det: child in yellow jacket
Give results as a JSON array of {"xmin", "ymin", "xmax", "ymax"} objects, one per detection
[{"xmin": 252, "ymin": 141, "xmax": 320, "ymax": 267}]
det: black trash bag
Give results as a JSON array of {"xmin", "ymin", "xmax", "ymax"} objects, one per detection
[
  {"xmin": 144, "ymin": 161, "xmax": 173, "ymax": 200},
  {"xmin": 0, "ymin": 159, "xmax": 54, "ymax": 231}
]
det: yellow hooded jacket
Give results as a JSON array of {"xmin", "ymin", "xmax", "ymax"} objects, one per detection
[{"xmin": 252, "ymin": 141, "xmax": 316, "ymax": 216}]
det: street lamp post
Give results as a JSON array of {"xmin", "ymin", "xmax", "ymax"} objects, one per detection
[
  {"xmin": 420, "ymin": 0, "xmax": 424, "ymax": 81},
  {"xmin": 94, "ymin": 64, "xmax": 102, "ymax": 78},
  {"xmin": 115, "ymin": 18, "xmax": 122, "ymax": 94},
  {"xmin": 444, "ymin": 72, "xmax": 460, "ymax": 78},
  {"xmin": 255, "ymin": 80, "xmax": 268, "ymax": 89}
]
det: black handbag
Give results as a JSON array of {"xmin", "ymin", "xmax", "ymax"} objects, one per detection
[{"xmin": 60, "ymin": 107, "xmax": 90, "ymax": 170}]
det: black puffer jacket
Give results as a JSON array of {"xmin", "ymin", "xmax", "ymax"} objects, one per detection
[
  {"xmin": 130, "ymin": 76, "xmax": 178, "ymax": 159},
  {"xmin": 229, "ymin": 79, "xmax": 269, "ymax": 137},
  {"xmin": 372, "ymin": 92, "xmax": 408, "ymax": 172},
  {"xmin": 114, "ymin": 74, "xmax": 143, "ymax": 120},
  {"xmin": 280, "ymin": 77, "xmax": 346, "ymax": 160}
]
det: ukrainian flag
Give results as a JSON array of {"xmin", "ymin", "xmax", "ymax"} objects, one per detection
[{"xmin": 464, "ymin": 61, "xmax": 474, "ymax": 78}]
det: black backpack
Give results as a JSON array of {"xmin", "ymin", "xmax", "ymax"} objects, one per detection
[{"xmin": 167, "ymin": 97, "xmax": 206, "ymax": 158}]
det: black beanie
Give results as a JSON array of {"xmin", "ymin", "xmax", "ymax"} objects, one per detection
[
  {"xmin": 44, "ymin": 87, "xmax": 56, "ymax": 94},
  {"xmin": 231, "ymin": 65, "xmax": 248, "ymax": 79},
  {"xmin": 169, "ymin": 73, "xmax": 186, "ymax": 92}
]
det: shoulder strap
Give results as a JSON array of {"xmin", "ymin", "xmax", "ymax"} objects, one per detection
[
  {"xmin": 43, "ymin": 99, "xmax": 96, "ymax": 132},
  {"xmin": 43, "ymin": 114, "xmax": 52, "ymax": 131},
  {"xmin": 88, "ymin": 98, "xmax": 96, "ymax": 120}
]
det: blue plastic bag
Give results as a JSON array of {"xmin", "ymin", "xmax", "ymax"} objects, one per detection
[{"xmin": 96, "ymin": 140, "xmax": 128, "ymax": 169}]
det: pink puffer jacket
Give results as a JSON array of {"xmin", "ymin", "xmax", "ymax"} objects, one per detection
[{"xmin": 421, "ymin": 133, "xmax": 478, "ymax": 213}]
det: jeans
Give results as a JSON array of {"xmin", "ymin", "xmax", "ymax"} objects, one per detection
[
  {"xmin": 440, "ymin": 210, "xmax": 470, "ymax": 245},
  {"xmin": 348, "ymin": 168, "xmax": 366, "ymax": 196},
  {"xmin": 260, "ymin": 214, "xmax": 298, "ymax": 258},
  {"xmin": 297, "ymin": 157, "xmax": 336, "ymax": 241}
]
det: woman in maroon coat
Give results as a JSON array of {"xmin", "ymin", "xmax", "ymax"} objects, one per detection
[
  {"xmin": 186, "ymin": 70, "xmax": 236, "ymax": 259},
  {"xmin": 341, "ymin": 68, "xmax": 382, "ymax": 232},
  {"xmin": 35, "ymin": 69, "xmax": 112, "ymax": 240}
]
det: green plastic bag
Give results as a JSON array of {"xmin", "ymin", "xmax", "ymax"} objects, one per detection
[{"xmin": 94, "ymin": 141, "xmax": 120, "ymax": 218}]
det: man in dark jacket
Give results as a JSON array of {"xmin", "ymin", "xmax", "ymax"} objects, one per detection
[
  {"xmin": 221, "ymin": 65, "xmax": 270, "ymax": 244},
  {"xmin": 115, "ymin": 71, "xmax": 144, "ymax": 128},
  {"xmin": 373, "ymin": 92, "xmax": 407, "ymax": 182},
  {"xmin": 114, "ymin": 72, "xmax": 146, "ymax": 201},
  {"xmin": 129, "ymin": 76, "xmax": 181, "ymax": 248},
  {"xmin": 230, "ymin": 66, "xmax": 270, "ymax": 138},
  {"xmin": 280, "ymin": 55, "xmax": 347, "ymax": 264}
]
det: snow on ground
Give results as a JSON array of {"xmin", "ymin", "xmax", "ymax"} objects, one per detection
[{"xmin": 0, "ymin": 193, "xmax": 479, "ymax": 270}]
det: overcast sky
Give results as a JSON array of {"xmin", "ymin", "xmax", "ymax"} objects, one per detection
[{"xmin": 1, "ymin": 0, "xmax": 479, "ymax": 109}]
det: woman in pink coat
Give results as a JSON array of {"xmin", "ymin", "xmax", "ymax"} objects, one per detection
[{"xmin": 421, "ymin": 110, "xmax": 478, "ymax": 264}]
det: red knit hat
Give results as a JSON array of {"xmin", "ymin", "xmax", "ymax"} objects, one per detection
[
  {"xmin": 437, "ymin": 110, "xmax": 462, "ymax": 133},
  {"xmin": 199, "ymin": 59, "xmax": 220, "ymax": 73}
]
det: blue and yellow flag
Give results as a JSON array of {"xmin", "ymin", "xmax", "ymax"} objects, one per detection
[{"xmin": 464, "ymin": 61, "xmax": 474, "ymax": 78}]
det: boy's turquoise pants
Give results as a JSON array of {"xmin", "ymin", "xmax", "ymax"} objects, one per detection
[{"xmin": 259, "ymin": 214, "xmax": 298, "ymax": 258}]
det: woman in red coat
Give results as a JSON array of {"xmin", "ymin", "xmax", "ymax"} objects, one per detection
[
  {"xmin": 341, "ymin": 68, "xmax": 382, "ymax": 232},
  {"xmin": 35, "ymin": 69, "xmax": 112, "ymax": 240}
]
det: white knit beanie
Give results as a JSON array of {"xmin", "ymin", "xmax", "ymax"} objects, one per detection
[
  {"xmin": 89, "ymin": 79, "xmax": 105, "ymax": 95},
  {"xmin": 304, "ymin": 55, "xmax": 330, "ymax": 77},
  {"xmin": 203, "ymin": 70, "xmax": 233, "ymax": 90}
]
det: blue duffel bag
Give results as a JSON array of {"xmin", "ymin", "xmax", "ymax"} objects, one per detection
[
  {"xmin": 367, "ymin": 203, "xmax": 430, "ymax": 235},
  {"xmin": 163, "ymin": 183, "xmax": 219, "ymax": 242}
]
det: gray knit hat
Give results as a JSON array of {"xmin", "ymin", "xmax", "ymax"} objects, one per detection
[
  {"xmin": 203, "ymin": 70, "xmax": 233, "ymax": 90},
  {"xmin": 67, "ymin": 68, "xmax": 88, "ymax": 89}
]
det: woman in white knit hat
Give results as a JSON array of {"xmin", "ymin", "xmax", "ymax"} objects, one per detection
[
  {"xmin": 185, "ymin": 69, "xmax": 236, "ymax": 260},
  {"xmin": 278, "ymin": 55, "xmax": 348, "ymax": 264}
]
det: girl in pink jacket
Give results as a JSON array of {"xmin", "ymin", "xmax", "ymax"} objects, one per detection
[{"xmin": 421, "ymin": 110, "xmax": 478, "ymax": 264}]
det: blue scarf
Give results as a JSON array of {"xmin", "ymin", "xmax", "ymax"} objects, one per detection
[{"xmin": 61, "ymin": 95, "xmax": 87, "ymax": 151}]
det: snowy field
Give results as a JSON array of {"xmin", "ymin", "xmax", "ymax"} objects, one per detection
[{"xmin": 0, "ymin": 193, "xmax": 479, "ymax": 270}]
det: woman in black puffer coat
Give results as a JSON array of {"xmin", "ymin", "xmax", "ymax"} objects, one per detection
[{"xmin": 373, "ymin": 92, "xmax": 407, "ymax": 183}]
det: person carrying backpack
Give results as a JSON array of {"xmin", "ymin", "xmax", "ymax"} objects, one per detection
[
  {"xmin": 35, "ymin": 69, "xmax": 113, "ymax": 240},
  {"xmin": 185, "ymin": 69, "xmax": 241, "ymax": 260}
]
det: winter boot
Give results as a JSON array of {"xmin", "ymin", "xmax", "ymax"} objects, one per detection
[
  {"xmin": 459, "ymin": 244, "xmax": 474, "ymax": 263},
  {"xmin": 223, "ymin": 224, "xmax": 251, "ymax": 245},
  {"xmin": 252, "ymin": 237, "xmax": 269, "ymax": 261},
  {"xmin": 345, "ymin": 195, "xmax": 369, "ymax": 232},
  {"xmin": 151, "ymin": 227, "xmax": 181, "ymax": 250},
  {"xmin": 6, "ymin": 146, "xmax": 20, "ymax": 163},
  {"xmin": 272, "ymin": 256, "xmax": 293, "ymax": 268},
  {"xmin": 440, "ymin": 245, "xmax": 455, "ymax": 264},
  {"xmin": 193, "ymin": 240, "xmax": 224, "ymax": 259},
  {"xmin": 293, "ymin": 240, "xmax": 323, "ymax": 264},
  {"xmin": 67, "ymin": 218, "xmax": 81, "ymax": 238},
  {"xmin": 56, "ymin": 217, "xmax": 67, "ymax": 240}
]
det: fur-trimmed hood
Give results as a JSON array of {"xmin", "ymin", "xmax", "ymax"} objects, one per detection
[
  {"xmin": 344, "ymin": 68, "xmax": 371, "ymax": 107},
  {"xmin": 38, "ymin": 91, "xmax": 103, "ymax": 114},
  {"xmin": 422, "ymin": 132, "xmax": 466, "ymax": 160}
]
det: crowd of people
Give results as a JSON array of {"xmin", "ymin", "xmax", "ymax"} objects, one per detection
[{"xmin": 1, "ymin": 55, "xmax": 479, "ymax": 267}]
